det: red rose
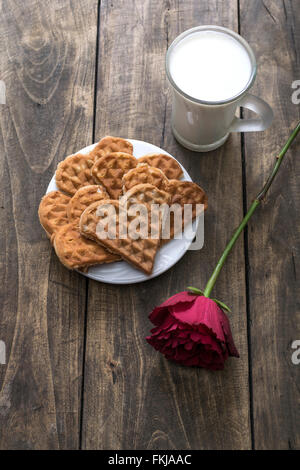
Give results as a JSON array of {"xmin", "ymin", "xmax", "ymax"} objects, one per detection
[{"xmin": 146, "ymin": 292, "xmax": 239, "ymax": 370}]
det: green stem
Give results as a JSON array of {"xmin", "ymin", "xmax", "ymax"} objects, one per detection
[{"xmin": 203, "ymin": 121, "xmax": 300, "ymax": 298}]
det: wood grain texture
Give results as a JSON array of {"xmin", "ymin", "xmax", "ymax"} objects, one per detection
[
  {"xmin": 240, "ymin": 0, "xmax": 300, "ymax": 449},
  {"xmin": 1, "ymin": 0, "xmax": 296, "ymax": 451},
  {"xmin": 81, "ymin": 0, "xmax": 251, "ymax": 450},
  {"xmin": 0, "ymin": 0, "xmax": 98, "ymax": 449}
]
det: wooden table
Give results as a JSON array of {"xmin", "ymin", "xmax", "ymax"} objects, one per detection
[{"xmin": 0, "ymin": 0, "xmax": 299, "ymax": 450}]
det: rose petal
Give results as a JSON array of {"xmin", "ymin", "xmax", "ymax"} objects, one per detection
[
  {"xmin": 149, "ymin": 292, "xmax": 196, "ymax": 325},
  {"xmin": 219, "ymin": 310, "xmax": 240, "ymax": 358}
]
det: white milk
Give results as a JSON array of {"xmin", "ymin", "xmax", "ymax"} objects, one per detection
[{"xmin": 169, "ymin": 30, "xmax": 252, "ymax": 102}]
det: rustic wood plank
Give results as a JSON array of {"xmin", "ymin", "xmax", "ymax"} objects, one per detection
[
  {"xmin": 82, "ymin": 0, "xmax": 251, "ymax": 449},
  {"xmin": 240, "ymin": 0, "xmax": 300, "ymax": 449},
  {"xmin": 0, "ymin": 0, "xmax": 98, "ymax": 449}
]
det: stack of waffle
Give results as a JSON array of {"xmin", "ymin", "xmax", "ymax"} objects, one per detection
[{"xmin": 38, "ymin": 137, "xmax": 207, "ymax": 274}]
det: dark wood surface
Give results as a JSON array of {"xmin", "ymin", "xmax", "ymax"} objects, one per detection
[
  {"xmin": 240, "ymin": 0, "xmax": 300, "ymax": 450},
  {"xmin": 0, "ymin": 0, "xmax": 98, "ymax": 449},
  {"xmin": 0, "ymin": 0, "xmax": 298, "ymax": 450}
]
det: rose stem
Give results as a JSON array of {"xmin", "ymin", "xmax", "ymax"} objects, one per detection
[{"xmin": 203, "ymin": 121, "xmax": 300, "ymax": 299}]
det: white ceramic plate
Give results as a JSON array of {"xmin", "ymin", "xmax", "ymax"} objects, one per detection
[{"xmin": 46, "ymin": 139, "xmax": 198, "ymax": 284}]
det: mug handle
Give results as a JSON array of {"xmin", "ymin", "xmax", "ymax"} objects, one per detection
[{"xmin": 229, "ymin": 93, "xmax": 273, "ymax": 132}]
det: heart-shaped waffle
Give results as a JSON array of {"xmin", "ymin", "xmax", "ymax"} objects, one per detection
[
  {"xmin": 38, "ymin": 190, "xmax": 70, "ymax": 238},
  {"xmin": 120, "ymin": 183, "xmax": 171, "ymax": 207},
  {"xmin": 80, "ymin": 199, "xmax": 161, "ymax": 274},
  {"xmin": 122, "ymin": 163, "xmax": 170, "ymax": 193},
  {"xmin": 138, "ymin": 153, "xmax": 183, "ymax": 180},
  {"xmin": 56, "ymin": 153, "xmax": 95, "ymax": 196},
  {"xmin": 67, "ymin": 185, "xmax": 109, "ymax": 224},
  {"xmin": 161, "ymin": 180, "xmax": 208, "ymax": 242},
  {"xmin": 90, "ymin": 136, "xmax": 133, "ymax": 160},
  {"xmin": 53, "ymin": 223, "xmax": 120, "ymax": 271},
  {"xmin": 91, "ymin": 152, "xmax": 137, "ymax": 199},
  {"xmin": 121, "ymin": 184, "xmax": 171, "ymax": 239},
  {"xmin": 168, "ymin": 180, "xmax": 208, "ymax": 211}
]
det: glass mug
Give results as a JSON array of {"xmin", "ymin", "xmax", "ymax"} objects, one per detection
[{"xmin": 166, "ymin": 25, "xmax": 273, "ymax": 152}]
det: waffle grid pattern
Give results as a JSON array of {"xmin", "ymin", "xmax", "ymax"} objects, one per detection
[
  {"xmin": 67, "ymin": 185, "xmax": 109, "ymax": 223},
  {"xmin": 53, "ymin": 223, "xmax": 120, "ymax": 270},
  {"xmin": 38, "ymin": 191, "xmax": 70, "ymax": 238},
  {"xmin": 80, "ymin": 200, "xmax": 161, "ymax": 275},
  {"xmin": 91, "ymin": 152, "xmax": 137, "ymax": 199},
  {"xmin": 56, "ymin": 153, "xmax": 95, "ymax": 196},
  {"xmin": 122, "ymin": 163, "xmax": 170, "ymax": 193},
  {"xmin": 90, "ymin": 136, "xmax": 133, "ymax": 160},
  {"xmin": 138, "ymin": 153, "xmax": 183, "ymax": 179}
]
